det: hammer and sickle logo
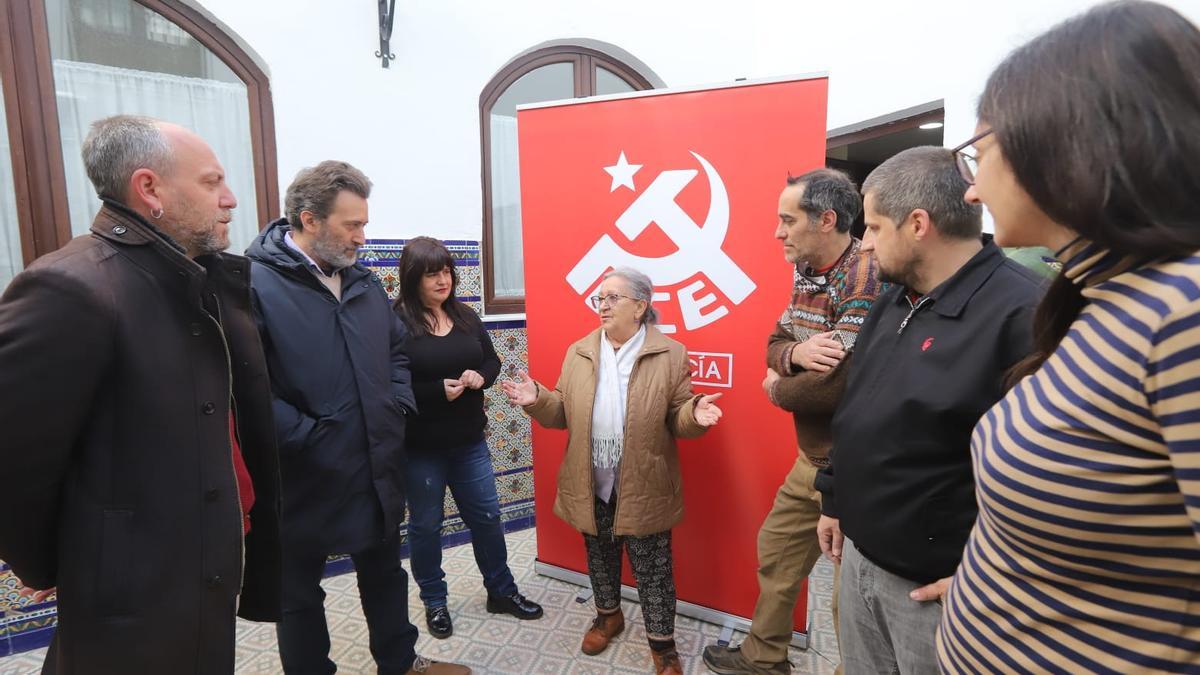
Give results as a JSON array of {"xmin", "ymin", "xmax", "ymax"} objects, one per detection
[{"xmin": 566, "ymin": 151, "xmax": 755, "ymax": 332}]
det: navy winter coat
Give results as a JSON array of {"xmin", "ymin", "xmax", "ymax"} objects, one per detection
[{"xmin": 247, "ymin": 219, "xmax": 416, "ymax": 554}]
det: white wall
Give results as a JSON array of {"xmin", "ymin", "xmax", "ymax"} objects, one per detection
[{"xmin": 194, "ymin": 0, "xmax": 1200, "ymax": 241}]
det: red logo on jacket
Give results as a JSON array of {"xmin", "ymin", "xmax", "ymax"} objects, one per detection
[{"xmin": 922, "ymin": 337, "xmax": 935, "ymax": 352}]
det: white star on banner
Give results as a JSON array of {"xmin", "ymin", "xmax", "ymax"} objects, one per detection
[{"xmin": 604, "ymin": 151, "xmax": 641, "ymax": 192}]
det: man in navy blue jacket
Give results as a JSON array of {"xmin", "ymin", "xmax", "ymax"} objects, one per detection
[{"xmin": 247, "ymin": 160, "xmax": 469, "ymax": 675}]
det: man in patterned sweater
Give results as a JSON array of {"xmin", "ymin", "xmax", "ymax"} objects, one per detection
[{"xmin": 704, "ymin": 168, "xmax": 881, "ymax": 675}]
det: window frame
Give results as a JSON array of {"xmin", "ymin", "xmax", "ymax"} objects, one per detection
[
  {"xmin": 0, "ymin": 0, "xmax": 278, "ymax": 265},
  {"xmin": 479, "ymin": 45, "xmax": 653, "ymax": 315}
]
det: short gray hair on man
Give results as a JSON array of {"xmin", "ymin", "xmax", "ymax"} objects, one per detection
[
  {"xmin": 861, "ymin": 146, "xmax": 982, "ymax": 240},
  {"xmin": 81, "ymin": 115, "xmax": 173, "ymax": 201},
  {"xmin": 603, "ymin": 267, "xmax": 659, "ymax": 325},
  {"xmin": 285, "ymin": 160, "xmax": 373, "ymax": 231}
]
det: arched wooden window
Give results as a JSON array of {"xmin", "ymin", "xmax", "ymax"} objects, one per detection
[
  {"xmin": 480, "ymin": 45, "xmax": 656, "ymax": 315},
  {"xmin": 0, "ymin": 0, "xmax": 278, "ymax": 292}
]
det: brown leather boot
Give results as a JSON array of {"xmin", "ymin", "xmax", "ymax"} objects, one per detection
[
  {"xmin": 651, "ymin": 648, "xmax": 683, "ymax": 674},
  {"xmin": 580, "ymin": 609, "xmax": 625, "ymax": 655}
]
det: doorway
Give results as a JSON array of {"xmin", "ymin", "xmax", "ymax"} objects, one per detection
[{"xmin": 825, "ymin": 100, "xmax": 945, "ymax": 238}]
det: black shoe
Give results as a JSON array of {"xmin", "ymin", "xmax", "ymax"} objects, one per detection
[
  {"xmin": 486, "ymin": 591, "xmax": 544, "ymax": 620},
  {"xmin": 425, "ymin": 605, "xmax": 453, "ymax": 639}
]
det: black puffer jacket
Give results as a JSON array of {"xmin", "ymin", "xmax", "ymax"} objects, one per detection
[{"xmin": 247, "ymin": 219, "xmax": 416, "ymax": 554}]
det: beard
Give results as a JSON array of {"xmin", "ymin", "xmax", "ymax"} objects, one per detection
[
  {"xmin": 188, "ymin": 221, "xmax": 231, "ymax": 256},
  {"xmin": 310, "ymin": 229, "xmax": 359, "ymax": 270},
  {"xmin": 164, "ymin": 196, "xmax": 231, "ymax": 256},
  {"xmin": 877, "ymin": 253, "xmax": 921, "ymax": 290}
]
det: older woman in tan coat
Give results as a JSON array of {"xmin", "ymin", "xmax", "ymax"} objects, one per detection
[{"xmin": 502, "ymin": 267, "xmax": 722, "ymax": 675}]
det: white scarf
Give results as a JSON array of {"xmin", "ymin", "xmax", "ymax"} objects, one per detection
[{"xmin": 591, "ymin": 325, "xmax": 647, "ymax": 478}]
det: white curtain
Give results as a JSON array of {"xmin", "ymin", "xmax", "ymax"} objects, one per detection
[
  {"xmin": 53, "ymin": 59, "xmax": 260, "ymax": 253},
  {"xmin": 489, "ymin": 114, "xmax": 525, "ymax": 298},
  {"xmin": 0, "ymin": 87, "xmax": 22, "ymax": 293}
]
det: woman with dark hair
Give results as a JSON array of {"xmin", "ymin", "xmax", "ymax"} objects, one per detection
[
  {"xmin": 938, "ymin": 2, "xmax": 1200, "ymax": 672},
  {"xmin": 392, "ymin": 236, "xmax": 542, "ymax": 639}
]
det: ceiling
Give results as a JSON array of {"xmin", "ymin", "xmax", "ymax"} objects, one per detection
[{"xmin": 838, "ymin": 124, "xmax": 945, "ymax": 166}]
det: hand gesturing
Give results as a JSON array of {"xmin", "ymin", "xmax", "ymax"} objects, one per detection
[
  {"xmin": 693, "ymin": 393, "xmax": 724, "ymax": 427},
  {"xmin": 500, "ymin": 369, "xmax": 537, "ymax": 406}
]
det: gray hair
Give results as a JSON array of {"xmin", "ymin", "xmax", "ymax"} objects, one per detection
[
  {"xmin": 285, "ymin": 160, "xmax": 373, "ymax": 231},
  {"xmin": 785, "ymin": 168, "xmax": 861, "ymax": 233},
  {"xmin": 603, "ymin": 267, "xmax": 658, "ymax": 325},
  {"xmin": 862, "ymin": 146, "xmax": 982, "ymax": 240},
  {"xmin": 81, "ymin": 115, "xmax": 173, "ymax": 201}
]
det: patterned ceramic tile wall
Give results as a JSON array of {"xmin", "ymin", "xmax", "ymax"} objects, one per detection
[
  {"xmin": 1, "ymin": 562, "xmax": 57, "ymax": 657},
  {"xmin": 359, "ymin": 239, "xmax": 483, "ymax": 314},
  {"xmin": 0, "ymin": 239, "xmax": 535, "ymax": 656}
]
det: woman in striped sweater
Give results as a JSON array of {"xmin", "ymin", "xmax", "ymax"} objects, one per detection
[{"xmin": 937, "ymin": 2, "xmax": 1200, "ymax": 673}]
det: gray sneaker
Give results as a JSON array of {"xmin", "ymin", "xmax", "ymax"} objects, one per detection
[
  {"xmin": 405, "ymin": 655, "xmax": 471, "ymax": 674},
  {"xmin": 702, "ymin": 644, "xmax": 790, "ymax": 675}
]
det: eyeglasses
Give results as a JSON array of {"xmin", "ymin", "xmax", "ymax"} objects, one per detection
[
  {"xmin": 951, "ymin": 128, "xmax": 993, "ymax": 185},
  {"xmin": 588, "ymin": 293, "xmax": 635, "ymax": 309}
]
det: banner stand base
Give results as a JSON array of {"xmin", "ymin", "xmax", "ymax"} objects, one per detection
[{"xmin": 535, "ymin": 559, "xmax": 809, "ymax": 650}]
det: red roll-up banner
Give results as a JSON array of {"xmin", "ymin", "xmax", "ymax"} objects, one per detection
[{"xmin": 518, "ymin": 75, "xmax": 828, "ymax": 633}]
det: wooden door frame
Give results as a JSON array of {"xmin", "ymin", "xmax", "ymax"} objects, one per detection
[
  {"xmin": 0, "ymin": 0, "xmax": 279, "ymax": 265},
  {"xmin": 479, "ymin": 45, "xmax": 654, "ymax": 315}
]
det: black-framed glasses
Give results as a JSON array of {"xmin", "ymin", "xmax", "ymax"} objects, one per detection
[
  {"xmin": 589, "ymin": 293, "xmax": 635, "ymax": 309},
  {"xmin": 951, "ymin": 128, "xmax": 993, "ymax": 185}
]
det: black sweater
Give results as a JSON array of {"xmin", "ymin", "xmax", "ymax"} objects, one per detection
[
  {"xmin": 403, "ymin": 311, "xmax": 501, "ymax": 452},
  {"xmin": 815, "ymin": 242, "xmax": 1042, "ymax": 584}
]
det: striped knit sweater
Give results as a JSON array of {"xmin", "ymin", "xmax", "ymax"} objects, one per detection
[
  {"xmin": 766, "ymin": 237, "xmax": 882, "ymax": 463},
  {"xmin": 938, "ymin": 241, "xmax": 1200, "ymax": 674}
]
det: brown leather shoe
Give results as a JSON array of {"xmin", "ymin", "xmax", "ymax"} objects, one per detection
[
  {"xmin": 581, "ymin": 610, "xmax": 625, "ymax": 655},
  {"xmin": 652, "ymin": 648, "xmax": 684, "ymax": 674}
]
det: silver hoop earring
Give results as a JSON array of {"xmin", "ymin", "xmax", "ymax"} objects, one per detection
[{"xmin": 150, "ymin": 207, "xmax": 164, "ymax": 219}]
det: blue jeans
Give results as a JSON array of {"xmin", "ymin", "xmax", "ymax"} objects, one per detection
[{"xmin": 405, "ymin": 438, "xmax": 518, "ymax": 607}]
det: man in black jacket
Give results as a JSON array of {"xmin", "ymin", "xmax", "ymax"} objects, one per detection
[
  {"xmin": 0, "ymin": 115, "xmax": 281, "ymax": 673},
  {"xmin": 247, "ymin": 161, "xmax": 468, "ymax": 674},
  {"xmin": 815, "ymin": 147, "xmax": 1041, "ymax": 674}
]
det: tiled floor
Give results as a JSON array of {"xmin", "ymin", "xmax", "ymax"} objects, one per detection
[{"xmin": 0, "ymin": 528, "xmax": 839, "ymax": 674}]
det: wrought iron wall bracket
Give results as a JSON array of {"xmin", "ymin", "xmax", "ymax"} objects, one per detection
[{"xmin": 376, "ymin": 0, "xmax": 397, "ymax": 68}]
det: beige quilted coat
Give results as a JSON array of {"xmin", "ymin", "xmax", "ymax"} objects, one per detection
[{"xmin": 525, "ymin": 325, "xmax": 707, "ymax": 536}]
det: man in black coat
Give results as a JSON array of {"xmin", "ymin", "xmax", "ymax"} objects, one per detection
[
  {"xmin": 0, "ymin": 115, "xmax": 281, "ymax": 673},
  {"xmin": 247, "ymin": 160, "xmax": 469, "ymax": 675}
]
